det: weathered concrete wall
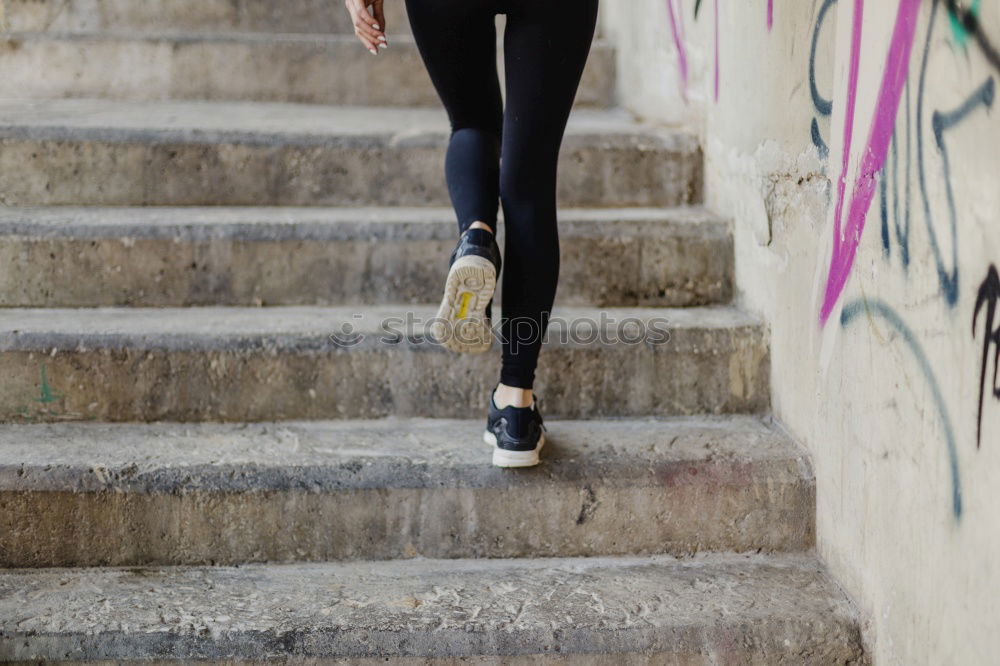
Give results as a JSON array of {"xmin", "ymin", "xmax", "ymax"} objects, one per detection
[{"xmin": 603, "ymin": 0, "xmax": 1000, "ymax": 663}]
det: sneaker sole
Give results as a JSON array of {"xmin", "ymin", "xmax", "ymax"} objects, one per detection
[
  {"xmin": 431, "ymin": 254, "xmax": 496, "ymax": 354},
  {"xmin": 483, "ymin": 430, "xmax": 545, "ymax": 468}
]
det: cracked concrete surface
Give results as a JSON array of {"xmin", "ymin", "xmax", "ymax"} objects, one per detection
[
  {"xmin": 0, "ymin": 553, "xmax": 865, "ymax": 663},
  {"xmin": 0, "ymin": 100, "xmax": 701, "ymax": 207},
  {"xmin": 4, "ymin": 0, "xmax": 414, "ymax": 34},
  {"xmin": 0, "ymin": 34, "xmax": 616, "ymax": 109},
  {"xmin": 0, "ymin": 305, "xmax": 768, "ymax": 421},
  {"xmin": 0, "ymin": 3, "xmax": 871, "ymax": 661},
  {"xmin": 0, "ymin": 206, "xmax": 732, "ymax": 308},
  {"xmin": 0, "ymin": 416, "xmax": 814, "ymax": 565}
]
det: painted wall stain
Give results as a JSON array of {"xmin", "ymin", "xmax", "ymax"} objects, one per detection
[{"xmin": 34, "ymin": 364, "xmax": 62, "ymax": 405}]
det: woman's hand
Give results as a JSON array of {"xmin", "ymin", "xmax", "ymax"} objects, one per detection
[{"xmin": 345, "ymin": 0, "xmax": 387, "ymax": 55}]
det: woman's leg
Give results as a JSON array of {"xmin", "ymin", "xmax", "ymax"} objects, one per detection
[
  {"xmin": 404, "ymin": 0, "xmax": 503, "ymax": 233},
  {"xmin": 407, "ymin": 0, "xmax": 506, "ymax": 353},
  {"xmin": 497, "ymin": 0, "xmax": 599, "ymax": 390}
]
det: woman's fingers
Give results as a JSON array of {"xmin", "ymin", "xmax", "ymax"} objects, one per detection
[
  {"xmin": 346, "ymin": 0, "xmax": 380, "ymax": 32},
  {"xmin": 354, "ymin": 14, "xmax": 383, "ymax": 42},
  {"xmin": 373, "ymin": 0, "xmax": 388, "ymax": 43},
  {"xmin": 355, "ymin": 30, "xmax": 377, "ymax": 54},
  {"xmin": 345, "ymin": 0, "xmax": 385, "ymax": 54},
  {"xmin": 353, "ymin": 23, "xmax": 377, "ymax": 55}
]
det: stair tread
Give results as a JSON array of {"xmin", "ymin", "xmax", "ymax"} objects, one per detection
[
  {"xmin": 0, "ymin": 415, "xmax": 803, "ymax": 491},
  {"xmin": 0, "ymin": 33, "xmax": 614, "ymax": 108},
  {"xmin": 0, "ymin": 304, "xmax": 767, "ymax": 424},
  {"xmin": 0, "ymin": 304, "xmax": 760, "ymax": 344},
  {"xmin": 0, "ymin": 98, "xmax": 686, "ymax": 142},
  {"xmin": 5, "ymin": 0, "xmax": 414, "ymax": 35},
  {"xmin": 0, "ymin": 552, "xmax": 862, "ymax": 662},
  {"xmin": 0, "ymin": 205, "xmax": 726, "ymax": 238},
  {"xmin": 0, "ymin": 100, "xmax": 699, "ymax": 208},
  {"xmin": 0, "ymin": 205, "xmax": 732, "ymax": 308},
  {"xmin": 3, "ymin": 30, "xmax": 614, "ymax": 46},
  {"xmin": 0, "ymin": 416, "xmax": 808, "ymax": 564},
  {"xmin": 5, "ymin": 30, "xmax": 410, "ymax": 42}
]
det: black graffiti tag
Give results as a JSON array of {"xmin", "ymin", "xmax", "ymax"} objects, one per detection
[
  {"xmin": 944, "ymin": 0, "xmax": 1000, "ymax": 75},
  {"xmin": 973, "ymin": 264, "xmax": 1000, "ymax": 448}
]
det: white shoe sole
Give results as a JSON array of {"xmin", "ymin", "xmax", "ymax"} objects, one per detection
[
  {"xmin": 430, "ymin": 254, "xmax": 496, "ymax": 354},
  {"xmin": 483, "ymin": 430, "xmax": 545, "ymax": 468}
]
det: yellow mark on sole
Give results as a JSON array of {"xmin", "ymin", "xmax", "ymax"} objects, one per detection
[{"xmin": 456, "ymin": 292, "xmax": 473, "ymax": 319}]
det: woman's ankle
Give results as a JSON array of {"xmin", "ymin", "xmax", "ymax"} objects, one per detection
[
  {"xmin": 468, "ymin": 220, "xmax": 494, "ymax": 234},
  {"xmin": 493, "ymin": 383, "xmax": 533, "ymax": 408}
]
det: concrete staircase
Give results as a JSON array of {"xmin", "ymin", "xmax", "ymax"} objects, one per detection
[{"xmin": 0, "ymin": 2, "xmax": 867, "ymax": 662}]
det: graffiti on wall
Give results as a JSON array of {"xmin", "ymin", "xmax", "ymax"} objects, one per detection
[
  {"xmin": 818, "ymin": 0, "xmax": 999, "ymax": 519},
  {"xmin": 666, "ymin": 0, "xmax": 689, "ymax": 101},
  {"xmin": 944, "ymin": 0, "xmax": 1000, "ymax": 71},
  {"xmin": 791, "ymin": 0, "xmax": 999, "ymax": 318},
  {"xmin": 948, "ymin": 0, "xmax": 981, "ymax": 47},
  {"xmin": 809, "ymin": 0, "xmax": 837, "ymax": 160},
  {"xmin": 841, "ymin": 299, "xmax": 963, "ymax": 516},
  {"xmin": 667, "ymin": 0, "xmax": 727, "ymax": 103},
  {"xmin": 820, "ymin": 0, "xmax": 923, "ymax": 324},
  {"xmin": 883, "ymin": 0, "xmax": 995, "ymax": 309},
  {"xmin": 973, "ymin": 265, "xmax": 1000, "ymax": 450},
  {"xmin": 662, "ymin": 0, "xmax": 996, "ymax": 514}
]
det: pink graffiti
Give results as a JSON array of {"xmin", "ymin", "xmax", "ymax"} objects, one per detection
[
  {"xmin": 666, "ymin": 0, "xmax": 689, "ymax": 102},
  {"xmin": 714, "ymin": 0, "xmax": 720, "ymax": 101},
  {"xmin": 767, "ymin": 0, "xmax": 774, "ymax": 31},
  {"xmin": 819, "ymin": 0, "xmax": 922, "ymax": 324},
  {"xmin": 825, "ymin": 0, "xmax": 865, "ymax": 323}
]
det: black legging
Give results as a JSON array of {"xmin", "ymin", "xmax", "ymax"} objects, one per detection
[{"xmin": 406, "ymin": 0, "xmax": 599, "ymax": 389}]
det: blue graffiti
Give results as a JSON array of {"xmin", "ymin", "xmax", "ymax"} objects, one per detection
[
  {"xmin": 873, "ymin": 0, "xmax": 997, "ymax": 307},
  {"xmin": 841, "ymin": 299, "xmax": 962, "ymax": 518},
  {"xmin": 808, "ymin": 0, "xmax": 837, "ymax": 160},
  {"xmin": 879, "ymin": 79, "xmax": 914, "ymax": 268},
  {"xmin": 926, "ymin": 76, "xmax": 996, "ymax": 305}
]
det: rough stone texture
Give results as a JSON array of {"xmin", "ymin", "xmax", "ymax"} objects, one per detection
[
  {"xmin": 0, "ymin": 206, "xmax": 732, "ymax": 308},
  {"xmin": 4, "ymin": 0, "xmax": 414, "ymax": 35},
  {"xmin": 0, "ymin": 553, "xmax": 867, "ymax": 663},
  {"xmin": 0, "ymin": 100, "xmax": 701, "ymax": 207},
  {"xmin": 0, "ymin": 1, "xmax": 873, "ymax": 662},
  {"xmin": 0, "ymin": 34, "xmax": 615, "ymax": 108},
  {"xmin": 0, "ymin": 416, "xmax": 812, "ymax": 566},
  {"xmin": 4, "ymin": 0, "xmax": 603, "ymax": 40},
  {"xmin": 604, "ymin": 0, "xmax": 998, "ymax": 660},
  {"xmin": 0, "ymin": 305, "xmax": 768, "ymax": 422}
]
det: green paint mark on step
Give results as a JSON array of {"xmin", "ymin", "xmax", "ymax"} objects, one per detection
[{"xmin": 34, "ymin": 364, "xmax": 63, "ymax": 404}]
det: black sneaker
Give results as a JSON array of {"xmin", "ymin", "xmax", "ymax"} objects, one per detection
[
  {"xmin": 483, "ymin": 391, "xmax": 546, "ymax": 468},
  {"xmin": 431, "ymin": 227, "xmax": 501, "ymax": 354}
]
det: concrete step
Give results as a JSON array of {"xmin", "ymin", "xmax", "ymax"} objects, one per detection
[
  {"xmin": 0, "ymin": 206, "xmax": 732, "ymax": 308},
  {"xmin": 0, "ymin": 33, "xmax": 615, "ymax": 108},
  {"xmin": 0, "ymin": 416, "xmax": 812, "ymax": 567},
  {"xmin": 0, "ymin": 553, "xmax": 866, "ymax": 663},
  {"xmin": 0, "ymin": 305, "xmax": 768, "ymax": 422},
  {"xmin": 6, "ymin": 0, "xmax": 413, "ymax": 35},
  {"xmin": 0, "ymin": 100, "xmax": 701, "ymax": 207}
]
